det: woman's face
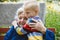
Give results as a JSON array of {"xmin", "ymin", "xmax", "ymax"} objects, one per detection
[{"xmin": 18, "ymin": 12, "xmax": 28, "ymax": 25}]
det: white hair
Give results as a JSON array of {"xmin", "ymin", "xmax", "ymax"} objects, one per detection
[{"xmin": 14, "ymin": 6, "xmax": 24, "ymax": 20}]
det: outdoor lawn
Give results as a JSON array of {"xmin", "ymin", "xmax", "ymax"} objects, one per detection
[{"xmin": 45, "ymin": 3, "xmax": 60, "ymax": 40}]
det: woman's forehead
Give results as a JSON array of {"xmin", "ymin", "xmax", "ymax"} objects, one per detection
[
  {"xmin": 18, "ymin": 13, "xmax": 26, "ymax": 18},
  {"xmin": 18, "ymin": 15, "xmax": 28, "ymax": 20},
  {"xmin": 18, "ymin": 11, "xmax": 29, "ymax": 19}
]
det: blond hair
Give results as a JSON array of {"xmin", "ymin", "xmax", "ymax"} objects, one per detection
[{"xmin": 24, "ymin": 1, "xmax": 40, "ymax": 14}]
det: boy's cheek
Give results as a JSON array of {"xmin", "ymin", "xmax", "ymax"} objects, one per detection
[{"xmin": 26, "ymin": 15, "xmax": 31, "ymax": 18}]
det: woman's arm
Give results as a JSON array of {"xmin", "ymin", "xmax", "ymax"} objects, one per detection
[
  {"xmin": 12, "ymin": 20, "xmax": 27, "ymax": 35},
  {"xmin": 28, "ymin": 19, "xmax": 55, "ymax": 40},
  {"xmin": 4, "ymin": 26, "xmax": 15, "ymax": 40},
  {"xmin": 44, "ymin": 29, "xmax": 55, "ymax": 40}
]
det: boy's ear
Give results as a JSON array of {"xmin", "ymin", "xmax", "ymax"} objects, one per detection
[{"xmin": 35, "ymin": 8, "xmax": 39, "ymax": 14}]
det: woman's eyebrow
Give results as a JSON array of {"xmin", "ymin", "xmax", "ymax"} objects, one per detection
[{"xmin": 18, "ymin": 12, "xmax": 23, "ymax": 15}]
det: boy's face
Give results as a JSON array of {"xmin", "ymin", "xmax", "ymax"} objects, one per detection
[{"xmin": 24, "ymin": 10, "xmax": 36, "ymax": 18}]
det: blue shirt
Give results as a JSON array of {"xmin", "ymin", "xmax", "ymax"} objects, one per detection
[{"xmin": 4, "ymin": 26, "xmax": 55, "ymax": 40}]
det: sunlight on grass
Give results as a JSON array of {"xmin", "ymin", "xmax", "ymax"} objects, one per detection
[{"xmin": 45, "ymin": 7, "xmax": 60, "ymax": 38}]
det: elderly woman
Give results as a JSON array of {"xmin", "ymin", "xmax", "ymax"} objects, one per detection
[{"xmin": 4, "ymin": 7, "xmax": 28, "ymax": 40}]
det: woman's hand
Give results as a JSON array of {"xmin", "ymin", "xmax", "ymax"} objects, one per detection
[
  {"xmin": 12, "ymin": 20, "xmax": 18, "ymax": 28},
  {"xmin": 28, "ymin": 19, "xmax": 47, "ymax": 34}
]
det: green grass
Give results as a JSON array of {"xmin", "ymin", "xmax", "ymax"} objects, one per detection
[
  {"xmin": 46, "ymin": 9, "xmax": 60, "ymax": 32},
  {"xmin": 45, "ymin": 8, "xmax": 60, "ymax": 39}
]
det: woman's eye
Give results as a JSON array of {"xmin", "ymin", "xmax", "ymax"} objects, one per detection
[
  {"xmin": 24, "ymin": 17, "xmax": 28, "ymax": 20},
  {"xmin": 19, "ymin": 18, "xmax": 22, "ymax": 19}
]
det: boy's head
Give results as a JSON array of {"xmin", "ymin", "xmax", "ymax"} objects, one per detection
[{"xmin": 24, "ymin": 1, "xmax": 40, "ymax": 18}]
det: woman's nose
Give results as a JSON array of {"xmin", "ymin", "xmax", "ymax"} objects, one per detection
[
  {"xmin": 18, "ymin": 18, "xmax": 24, "ymax": 24},
  {"xmin": 20, "ymin": 18, "xmax": 24, "ymax": 22}
]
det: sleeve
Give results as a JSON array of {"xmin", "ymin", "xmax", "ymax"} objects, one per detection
[
  {"xmin": 4, "ymin": 26, "xmax": 15, "ymax": 40},
  {"xmin": 44, "ymin": 29, "xmax": 55, "ymax": 40}
]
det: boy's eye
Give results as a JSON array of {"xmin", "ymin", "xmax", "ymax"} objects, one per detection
[{"xmin": 26, "ymin": 12, "xmax": 30, "ymax": 14}]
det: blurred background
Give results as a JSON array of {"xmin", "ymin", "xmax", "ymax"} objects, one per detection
[{"xmin": 0, "ymin": 0, "xmax": 60, "ymax": 40}]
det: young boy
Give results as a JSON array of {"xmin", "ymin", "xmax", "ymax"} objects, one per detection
[{"xmin": 23, "ymin": 1, "xmax": 43, "ymax": 40}]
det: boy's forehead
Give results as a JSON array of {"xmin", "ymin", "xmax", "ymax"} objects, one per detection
[{"xmin": 24, "ymin": 9, "xmax": 33, "ymax": 12}]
